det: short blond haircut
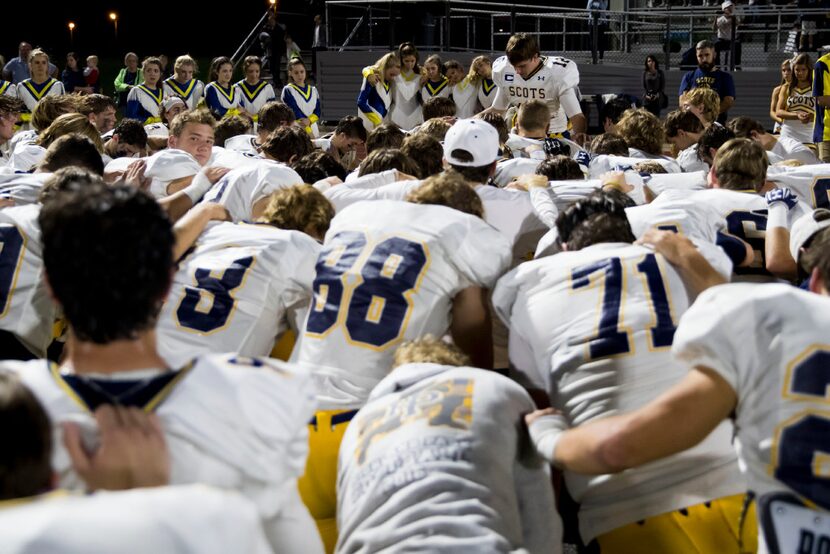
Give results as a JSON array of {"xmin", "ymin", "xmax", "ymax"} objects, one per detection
[
  {"xmin": 517, "ymin": 100, "xmax": 551, "ymax": 134},
  {"xmin": 714, "ymin": 138, "xmax": 769, "ymax": 191},
  {"xmin": 38, "ymin": 113, "xmax": 104, "ymax": 152},
  {"xmin": 406, "ymin": 171, "xmax": 484, "ymax": 219},
  {"xmin": 169, "ymin": 109, "xmax": 216, "ymax": 137},
  {"xmin": 683, "ymin": 88, "xmax": 720, "ymax": 125},
  {"xmin": 393, "ymin": 336, "xmax": 471, "ymax": 368},
  {"xmin": 616, "ymin": 108, "xmax": 665, "ymax": 156},
  {"xmin": 258, "ymin": 185, "xmax": 334, "ymax": 239}
]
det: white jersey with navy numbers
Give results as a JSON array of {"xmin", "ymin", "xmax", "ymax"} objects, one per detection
[
  {"xmin": 294, "ymin": 200, "xmax": 512, "ymax": 410},
  {"xmin": 157, "ymin": 222, "xmax": 319, "ymax": 367},
  {"xmin": 0, "ymin": 486, "xmax": 271, "ymax": 554},
  {"xmin": 235, "ymin": 80, "xmax": 277, "ymax": 121},
  {"xmin": 337, "ymin": 363, "xmax": 562, "ymax": 554},
  {"xmin": 0, "ymin": 205, "xmax": 53, "ymax": 357},
  {"xmin": 766, "ymin": 163, "xmax": 830, "ymax": 209},
  {"xmin": 202, "ymin": 159, "xmax": 304, "ymax": 221},
  {"xmin": 0, "ymin": 173, "xmax": 50, "ymax": 205},
  {"xmin": 224, "ymin": 133, "xmax": 260, "ymax": 155},
  {"xmin": 390, "ymin": 70, "xmax": 422, "ymax": 130},
  {"xmin": 162, "ymin": 77, "xmax": 205, "ymax": 110},
  {"xmin": 492, "ymin": 243, "xmax": 746, "ymax": 542},
  {"xmin": 204, "ymin": 82, "xmax": 242, "ymax": 118},
  {"xmin": 673, "ymin": 284, "xmax": 830, "ymax": 550},
  {"xmin": 626, "ymin": 188, "xmax": 726, "ymax": 244},
  {"xmin": 281, "ymin": 83, "xmax": 322, "ymax": 137},
  {"xmin": 6, "ymin": 354, "xmax": 321, "ymax": 553},
  {"xmin": 491, "ymin": 55, "xmax": 580, "ymax": 134},
  {"xmin": 16, "ymin": 78, "xmax": 65, "ymax": 113},
  {"xmin": 689, "ymin": 188, "xmax": 810, "ymax": 280}
]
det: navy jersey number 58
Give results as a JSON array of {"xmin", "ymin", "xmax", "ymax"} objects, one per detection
[{"xmin": 306, "ymin": 231, "xmax": 429, "ymax": 349}]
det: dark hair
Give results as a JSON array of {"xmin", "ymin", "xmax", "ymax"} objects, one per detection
[
  {"xmin": 696, "ymin": 39, "xmax": 716, "ymax": 51},
  {"xmin": 293, "ymin": 150, "xmax": 348, "ymax": 182},
  {"xmin": 480, "ymin": 112, "xmax": 509, "ymax": 145},
  {"xmin": 726, "ymin": 116, "xmax": 765, "ymax": 139},
  {"xmin": 422, "ymin": 97, "xmax": 456, "ymax": 121},
  {"xmin": 358, "ymin": 148, "xmax": 418, "ymax": 177},
  {"xmin": 39, "ymin": 184, "xmax": 175, "ymax": 343},
  {"xmin": 334, "ymin": 115, "xmax": 368, "ymax": 142},
  {"xmin": 261, "ymin": 125, "xmax": 313, "ymax": 163},
  {"xmin": 801, "ymin": 225, "xmax": 830, "ymax": 288},
  {"xmin": 644, "ymin": 54, "xmax": 660, "ymax": 71},
  {"xmin": 366, "ymin": 123, "xmax": 405, "ymax": 154},
  {"xmin": 448, "ymin": 151, "xmax": 494, "ymax": 184},
  {"xmin": 536, "ymin": 155, "xmax": 584, "ymax": 181},
  {"xmin": 664, "ymin": 109, "xmax": 704, "ymax": 138},
  {"xmin": 258, "ymin": 101, "xmax": 296, "ymax": 132},
  {"xmin": 40, "ymin": 134, "xmax": 105, "ymax": 175},
  {"xmin": 401, "ymin": 133, "xmax": 443, "ymax": 179},
  {"xmin": 39, "ymin": 166, "xmax": 105, "ymax": 204},
  {"xmin": 556, "ymin": 189, "xmax": 636, "ymax": 250},
  {"xmin": 214, "ymin": 114, "xmax": 253, "ymax": 147},
  {"xmin": 0, "ymin": 372, "xmax": 53, "ymax": 501},
  {"xmin": 112, "ymin": 118, "xmax": 148, "ymax": 148},
  {"xmin": 0, "ymin": 95, "xmax": 24, "ymax": 118},
  {"xmin": 208, "ymin": 56, "xmax": 233, "ymax": 83},
  {"xmin": 397, "ymin": 42, "xmax": 421, "ymax": 74},
  {"xmin": 589, "ymin": 133, "xmax": 629, "ymax": 156},
  {"xmin": 600, "ymin": 97, "xmax": 632, "ymax": 126},
  {"xmin": 506, "ymin": 33, "xmax": 540, "ymax": 65},
  {"xmin": 696, "ymin": 123, "xmax": 735, "ymax": 166},
  {"xmin": 78, "ymin": 94, "xmax": 116, "ymax": 116}
]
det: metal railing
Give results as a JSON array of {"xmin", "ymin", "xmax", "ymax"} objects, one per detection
[{"xmin": 322, "ymin": 0, "xmax": 829, "ymax": 69}]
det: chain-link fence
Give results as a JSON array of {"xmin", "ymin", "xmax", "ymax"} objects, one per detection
[{"xmin": 323, "ymin": 0, "xmax": 829, "ymax": 69}]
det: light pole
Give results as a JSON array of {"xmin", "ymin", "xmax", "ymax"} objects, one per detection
[
  {"xmin": 68, "ymin": 22, "xmax": 76, "ymax": 46},
  {"xmin": 269, "ymin": 0, "xmax": 277, "ymax": 14},
  {"xmin": 109, "ymin": 12, "xmax": 118, "ymax": 39}
]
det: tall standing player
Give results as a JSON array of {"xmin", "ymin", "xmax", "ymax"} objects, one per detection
[{"xmin": 485, "ymin": 33, "xmax": 587, "ymax": 144}]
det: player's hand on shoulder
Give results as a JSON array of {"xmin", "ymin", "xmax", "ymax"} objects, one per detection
[
  {"xmin": 63, "ymin": 404, "xmax": 170, "ymax": 492},
  {"xmin": 765, "ymin": 186, "xmax": 798, "ymax": 210},
  {"xmin": 203, "ymin": 166, "xmax": 231, "ymax": 184},
  {"xmin": 508, "ymin": 174, "xmax": 548, "ymax": 192},
  {"xmin": 123, "ymin": 159, "xmax": 151, "ymax": 191},
  {"xmin": 637, "ymin": 228, "xmax": 695, "ymax": 265}
]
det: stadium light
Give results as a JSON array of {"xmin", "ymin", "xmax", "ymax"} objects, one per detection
[
  {"xmin": 109, "ymin": 12, "xmax": 118, "ymax": 38},
  {"xmin": 68, "ymin": 22, "xmax": 76, "ymax": 45}
]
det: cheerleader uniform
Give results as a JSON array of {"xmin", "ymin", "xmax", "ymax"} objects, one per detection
[
  {"xmin": 419, "ymin": 76, "xmax": 450, "ymax": 104},
  {"xmin": 125, "ymin": 84, "xmax": 164, "ymax": 124},
  {"xmin": 162, "ymin": 77, "xmax": 204, "ymax": 110},
  {"xmin": 451, "ymin": 76, "xmax": 478, "ymax": 119},
  {"xmin": 17, "ymin": 78, "xmax": 65, "ymax": 127},
  {"xmin": 390, "ymin": 70, "xmax": 422, "ymax": 131},
  {"xmin": 477, "ymin": 77, "xmax": 498, "ymax": 110},
  {"xmin": 357, "ymin": 76, "xmax": 392, "ymax": 131},
  {"xmin": 0, "ymin": 80, "xmax": 16, "ymax": 98},
  {"xmin": 780, "ymin": 84, "xmax": 816, "ymax": 145},
  {"xmin": 204, "ymin": 82, "xmax": 243, "ymax": 119},
  {"xmin": 235, "ymin": 80, "xmax": 277, "ymax": 125},
  {"xmin": 281, "ymin": 82, "xmax": 322, "ymax": 137}
]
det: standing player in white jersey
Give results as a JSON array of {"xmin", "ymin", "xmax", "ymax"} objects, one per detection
[
  {"xmin": 156, "ymin": 186, "xmax": 331, "ymax": 367},
  {"xmin": 337, "ymin": 338, "xmax": 562, "ymax": 554},
  {"xmin": 235, "ymin": 56, "xmax": 277, "ymax": 127},
  {"xmin": 527, "ymin": 227, "xmax": 830, "ymax": 554},
  {"xmin": 493, "ymin": 190, "xmax": 752, "ymax": 552},
  {"xmin": 294, "ymin": 173, "xmax": 511, "ymax": 553},
  {"xmin": 6, "ymin": 180, "xmax": 322, "ymax": 553},
  {"xmin": 162, "ymin": 55, "xmax": 205, "ymax": 110},
  {"xmin": 486, "ymin": 33, "xmax": 587, "ymax": 143}
]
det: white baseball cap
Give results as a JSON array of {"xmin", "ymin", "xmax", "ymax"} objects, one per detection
[
  {"xmin": 722, "ymin": 0, "xmax": 734, "ymax": 9},
  {"xmin": 162, "ymin": 96, "xmax": 186, "ymax": 112},
  {"xmin": 443, "ymin": 118, "xmax": 500, "ymax": 167},
  {"xmin": 789, "ymin": 209, "xmax": 830, "ymax": 268}
]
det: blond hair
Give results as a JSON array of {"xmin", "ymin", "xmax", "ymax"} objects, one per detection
[
  {"xmin": 174, "ymin": 54, "xmax": 198, "ymax": 74},
  {"xmin": 258, "ymin": 185, "xmax": 334, "ymax": 240},
  {"xmin": 714, "ymin": 138, "xmax": 768, "ymax": 191},
  {"xmin": 517, "ymin": 100, "xmax": 551, "ymax": 134},
  {"xmin": 467, "ymin": 55, "xmax": 492, "ymax": 85},
  {"xmin": 406, "ymin": 171, "xmax": 484, "ymax": 219},
  {"xmin": 169, "ymin": 109, "xmax": 216, "ymax": 137},
  {"xmin": 38, "ymin": 113, "xmax": 104, "ymax": 152},
  {"xmin": 370, "ymin": 52, "xmax": 401, "ymax": 84},
  {"xmin": 393, "ymin": 336, "xmax": 471, "ymax": 367},
  {"xmin": 28, "ymin": 48, "xmax": 49, "ymax": 65},
  {"xmin": 683, "ymin": 88, "xmax": 720, "ymax": 125},
  {"xmin": 31, "ymin": 94, "xmax": 80, "ymax": 132},
  {"xmin": 616, "ymin": 108, "xmax": 665, "ymax": 156}
]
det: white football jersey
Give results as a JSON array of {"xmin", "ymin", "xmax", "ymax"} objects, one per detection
[
  {"xmin": 144, "ymin": 149, "xmax": 203, "ymax": 199},
  {"xmin": 7, "ymin": 142, "xmax": 46, "ymax": 173},
  {"xmin": 157, "ymin": 222, "xmax": 319, "ymax": 367},
  {"xmin": 202, "ymin": 159, "xmax": 304, "ymax": 221},
  {"xmin": 766, "ymin": 163, "xmax": 830, "ymax": 209},
  {"xmin": 493, "ymin": 158, "xmax": 542, "ymax": 188},
  {"xmin": 0, "ymin": 172, "xmax": 50, "ymax": 205},
  {"xmin": 645, "ymin": 170, "xmax": 708, "ymax": 194},
  {"xmin": 626, "ymin": 188, "xmax": 726, "ymax": 244},
  {"xmin": 676, "ymin": 144, "xmax": 708, "ymax": 173},
  {"xmin": 491, "ymin": 55, "xmax": 580, "ymax": 133},
  {"xmin": 673, "ymin": 284, "xmax": 830, "ymax": 539},
  {"xmin": 0, "ymin": 205, "xmax": 53, "ymax": 357},
  {"xmin": 390, "ymin": 70, "xmax": 422, "ymax": 130},
  {"xmin": 224, "ymin": 133, "xmax": 260, "ymax": 155},
  {"xmin": 7, "ymin": 354, "xmax": 321, "ymax": 553},
  {"xmin": 294, "ymin": 200, "xmax": 512, "ymax": 410},
  {"xmin": 589, "ymin": 154, "xmax": 682, "ymax": 176},
  {"xmin": 337, "ymin": 363, "xmax": 561, "ymax": 554},
  {"xmin": 0, "ymin": 486, "xmax": 271, "ymax": 554},
  {"xmin": 493, "ymin": 243, "xmax": 745, "ymax": 541},
  {"xmin": 144, "ymin": 122, "xmax": 169, "ymax": 138},
  {"xmin": 689, "ymin": 188, "xmax": 810, "ymax": 280}
]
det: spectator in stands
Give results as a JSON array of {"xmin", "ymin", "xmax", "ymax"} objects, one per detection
[
  {"xmin": 61, "ymin": 52, "xmax": 91, "ymax": 94},
  {"xmin": 586, "ymin": 0, "xmax": 610, "ymax": 62},
  {"xmin": 679, "ymin": 40, "xmax": 735, "ymax": 124},
  {"xmin": 728, "ymin": 115, "xmax": 820, "ymax": 164},
  {"xmin": 114, "ymin": 53, "xmax": 142, "ymax": 108},
  {"xmin": 798, "ymin": 0, "xmax": 821, "ymax": 52},
  {"xmin": 642, "ymin": 55, "xmax": 666, "ymax": 116},
  {"xmin": 770, "ymin": 59, "xmax": 792, "ymax": 133},
  {"xmin": 713, "ymin": 1, "xmax": 741, "ymax": 69}
]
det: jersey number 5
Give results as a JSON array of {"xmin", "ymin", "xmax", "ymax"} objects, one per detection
[{"xmin": 306, "ymin": 231, "xmax": 429, "ymax": 349}]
